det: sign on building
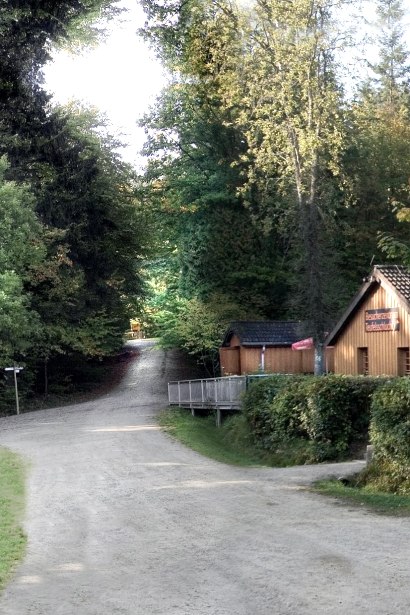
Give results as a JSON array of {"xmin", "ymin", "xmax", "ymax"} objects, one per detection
[{"xmin": 365, "ymin": 307, "xmax": 400, "ymax": 332}]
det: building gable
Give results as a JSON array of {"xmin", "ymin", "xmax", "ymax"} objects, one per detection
[
  {"xmin": 326, "ymin": 265, "xmax": 410, "ymax": 347},
  {"xmin": 326, "ymin": 265, "xmax": 410, "ymax": 376}
]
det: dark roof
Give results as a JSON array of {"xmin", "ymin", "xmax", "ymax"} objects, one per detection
[
  {"xmin": 222, "ymin": 321, "xmax": 305, "ymax": 347},
  {"xmin": 326, "ymin": 264, "xmax": 410, "ymax": 346},
  {"xmin": 378, "ymin": 265, "xmax": 410, "ymax": 303}
]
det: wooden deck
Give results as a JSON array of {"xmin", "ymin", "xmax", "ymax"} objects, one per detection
[{"xmin": 167, "ymin": 375, "xmax": 267, "ymax": 425}]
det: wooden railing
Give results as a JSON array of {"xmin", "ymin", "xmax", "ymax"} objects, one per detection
[{"xmin": 167, "ymin": 375, "xmax": 269, "ymax": 425}]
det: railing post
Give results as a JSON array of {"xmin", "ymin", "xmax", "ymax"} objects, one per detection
[
  {"xmin": 201, "ymin": 379, "xmax": 205, "ymax": 405},
  {"xmin": 178, "ymin": 381, "xmax": 181, "ymax": 406}
]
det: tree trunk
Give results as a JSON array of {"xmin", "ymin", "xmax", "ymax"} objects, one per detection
[{"xmin": 314, "ymin": 343, "xmax": 325, "ymax": 375}]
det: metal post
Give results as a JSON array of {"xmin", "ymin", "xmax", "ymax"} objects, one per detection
[
  {"xmin": 5, "ymin": 366, "xmax": 23, "ymax": 416},
  {"xmin": 13, "ymin": 368, "xmax": 19, "ymax": 415}
]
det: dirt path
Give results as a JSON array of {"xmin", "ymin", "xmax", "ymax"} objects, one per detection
[{"xmin": 0, "ymin": 340, "xmax": 409, "ymax": 615}]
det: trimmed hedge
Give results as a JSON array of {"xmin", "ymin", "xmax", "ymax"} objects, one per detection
[
  {"xmin": 241, "ymin": 375, "xmax": 296, "ymax": 450},
  {"xmin": 371, "ymin": 378, "xmax": 410, "ymax": 462},
  {"xmin": 241, "ymin": 374, "xmax": 384, "ymax": 463},
  {"xmin": 368, "ymin": 379, "xmax": 410, "ymax": 493}
]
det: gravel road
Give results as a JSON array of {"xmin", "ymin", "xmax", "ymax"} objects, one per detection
[{"xmin": 0, "ymin": 339, "xmax": 409, "ymax": 615}]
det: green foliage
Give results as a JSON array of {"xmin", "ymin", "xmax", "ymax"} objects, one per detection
[
  {"xmin": 155, "ymin": 294, "xmax": 249, "ymax": 375},
  {"xmin": 241, "ymin": 375, "xmax": 297, "ymax": 449},
  {"xmin": 371, "ymin": 378, "xmax": 410, "ymax": 462},
  {"xmin": 0, "ymin": 156, "xmax": 43, "ymax": 366},
  {"xmin": 300, "ymin": 376, "xmax": 362, "ymax": 460},
  {"xmin": 0, "ymin": 448, "xmax": 26, "ymax": 590},
  {"xmin": 159, "ymin": 408, "xmax": 266, "ymax": 466},
  {"xmin": 0, "ymin": 5, "xmax": 149, "ymax": 403},
  {"xmin": 314, "ymin": 478, "xmax": 410, "ymax": 516},
  {"xmin": 242, "ymin": 375, "xmax": 383, "ymax": 463}
]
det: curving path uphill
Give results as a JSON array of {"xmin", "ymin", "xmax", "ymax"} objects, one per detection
[{"xmin": 0, "ymin": 340, "xmax": 409, "ymax": 615}]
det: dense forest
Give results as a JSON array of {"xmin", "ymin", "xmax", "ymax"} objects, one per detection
[
  {"xmin": 138, "ymin": 0, "xmax": 410, "ymax": 373},
  {"xmin": 1, "ymin": 0, "xmax": 410, "ymax": 408}
]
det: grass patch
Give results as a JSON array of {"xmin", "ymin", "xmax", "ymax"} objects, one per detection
[
  {"xmin": 0, "ymin": 448, "xmax": 27, "ymax": 590},
  {"xmin": 159, "ymin": 408, "xmax": 270, "ymax": 466},
  {"xmin": 314, "ymin": 478, "xmax": 410, "ymax": 516}
]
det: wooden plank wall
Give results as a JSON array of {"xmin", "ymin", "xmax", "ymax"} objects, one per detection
[
  {"xmin": 239, "ymin": 347, "xmax": 313, "ymax": 374},
  {"xmin": 334, "ymin": 285, "xmax": 410, "ymax": 376},
  {"xmin": 220, "ymin": 347, "xmax": 240, "ymax": 376},
  {"xmin": 220, "ymin": 340, "xmax": 335, "ymax": 376}
]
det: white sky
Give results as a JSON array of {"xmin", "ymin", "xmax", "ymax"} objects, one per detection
[
  {"xmin": 43, "ymin": 0, "xmax": 410, "ymax": 169},
  {"xmin": 43, "ymin": 0, "xmax": 166, "ymax": 169}
]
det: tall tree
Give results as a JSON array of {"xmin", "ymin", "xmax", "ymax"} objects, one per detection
[
  {"xmin": 345, "ymin": 0, "xmax": 410, "ymax": 269},
  {"xmin": 214, "ymin": 0, "xmax": 348, "ymax": 372},
  {"xmin": 139, "ymin": 0, "xmax": 292, "ymax": 368}
]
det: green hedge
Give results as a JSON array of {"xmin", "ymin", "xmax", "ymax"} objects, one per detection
[
  {"xmin": 242, "ymin": 374, "xmax": 384, "ymax": 463},
  {"xmin": 368, "ymin": 379, "xmax": 410, "ymax": 493},
  {"xmin": 241, "ymin": 375, "xmax": 296, "ymax": 449}
]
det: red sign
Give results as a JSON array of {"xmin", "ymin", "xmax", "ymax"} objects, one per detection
[
  {"xmin": 292, "ymin": 337, "xmax": 314, "ymax": 350},
  {"xmin": 365, "ymin": 308, "xmax": 399, "ymax": 332}
]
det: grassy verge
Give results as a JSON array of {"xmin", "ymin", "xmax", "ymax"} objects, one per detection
[
  {"xmin": 0, "ymin": 448, "xmax": 27, "ymax": 590},
  {"xmin": 159, "ymin": 408, "xmax": 269, "ymax": 466},
  {"xmin": 314, "ymin": 478, "xmax": 410, "ymax": 516}
]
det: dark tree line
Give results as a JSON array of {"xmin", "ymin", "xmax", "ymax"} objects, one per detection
[{"xmin": 0, "ymin": 1, "xmax": 148, "ymax": 408}]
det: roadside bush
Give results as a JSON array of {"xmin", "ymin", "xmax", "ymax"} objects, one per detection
[
  {"xmin": 299, "ymin": 376, "xmax": 354, "ymax": 460},
  {"xmin": 347, "ymin": 377, "xmax": 386, "ymax": 441},
  {"xmin": 371, "ymin": 378, "xmax": 410, "ymax": 462},
  {"xmin": 241, "ymin": 374, "xmax": 384, "ymax": 464},
  {"xmin": 368, "ymin": 379, "xmax": 410, "ymax": 493},
  {"xmin": 267, "ymin": 383, "xmax": 309, "ymax": 445},
  {"xmin": 241, "ymin": 375, "xmax": 299, "ymax": 449}
]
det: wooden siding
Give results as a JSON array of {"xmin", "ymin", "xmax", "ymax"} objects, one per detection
[
  {"xmin": 223, "ymin": 346, "xmax": 316, "ymax": 375},
  {"xmin": 333, "ymin": 285, "xmax": 410, "ymax": 376},
  {"xmin": 220, "ymin": 344, "xmax": 334, "ymax": 376},
  {"xmin": 220, "ymin": 347, "xmax": 241, "ymax": 376}
]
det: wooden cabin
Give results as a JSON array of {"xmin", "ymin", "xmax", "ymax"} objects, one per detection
[
  {"xmin": 325, "ymin": 265, "xmax": 410, "ymax": 376},
  {"xmin": 220, "ymin": 321, "xmax": 333, "ymax": 376}
]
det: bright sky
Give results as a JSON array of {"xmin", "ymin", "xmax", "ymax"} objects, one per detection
[
  {"xmin": 44, "ymin": 0, "xmax": 410, "ymax": 169},
  {"xmin": 43, "ymin": 0, "xmax": 166, "ymax": 169}
]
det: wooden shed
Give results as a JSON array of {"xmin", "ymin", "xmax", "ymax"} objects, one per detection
[
  {"xmin": 220, "ymin": 321, "xmax": 333, "ymax": 376},
  {"xmin": 325, "ymin": 265, "xmax": 410, "ymax": 376}
]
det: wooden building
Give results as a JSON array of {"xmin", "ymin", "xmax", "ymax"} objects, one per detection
[
  {"xmin": 325, "ymin": 265, "xmax": 410, "ymax": 376},
  {"xmin": 220, "ymin": 321, "xmax": 333, "ymax": 376}
]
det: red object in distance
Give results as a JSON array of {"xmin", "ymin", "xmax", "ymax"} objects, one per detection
[{"xmin": 291, "ymin": 337, "xmax": 314, "ymax": 350}]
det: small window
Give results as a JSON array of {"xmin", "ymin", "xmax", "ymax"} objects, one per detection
[
  {"xmin": 398, "ymin": 348, "xmax": 410, "ymax": 376},
  {"xmin": 358, "ymin": 347, "xmax": 369, "ymax": 375}
]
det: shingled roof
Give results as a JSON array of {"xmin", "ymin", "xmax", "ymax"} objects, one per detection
[
  {"xmin": 378, "ymin": 265, "xmax": 410, "ymax": 303},
  {"xmin": 326, "ymin": 264, "xmax": 410, "ymax": 346},
  {"xmin": 222, "ymin": 321, "xmax": 305, "ymax": 347}
]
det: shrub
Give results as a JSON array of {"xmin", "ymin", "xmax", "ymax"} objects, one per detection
[
  {"xmin": 267, "ymin": 383, "xmax": 309, "ymax": 445},
  {"xmin": 347, "ymin": 377, "xmax": 386, "ymax": 440},
  {"xmin": 241, "ymin": 375, "xmax": 298, "ymax": 449},
  {"xmin": 299, "ymin": 376, "xmax": 354, "ymax": 460},
  {"xmin": 241, "ymin": 373, "xmax": 384, "ymax": 464},
  {"xmin": 370, "ymin": 379, "xmax": 410, "ymax": 486}
]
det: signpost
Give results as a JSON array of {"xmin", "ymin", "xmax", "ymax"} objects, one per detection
[{"xmin": 5, "ymin": 366, "xmax": 24, "ymax": 415}]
